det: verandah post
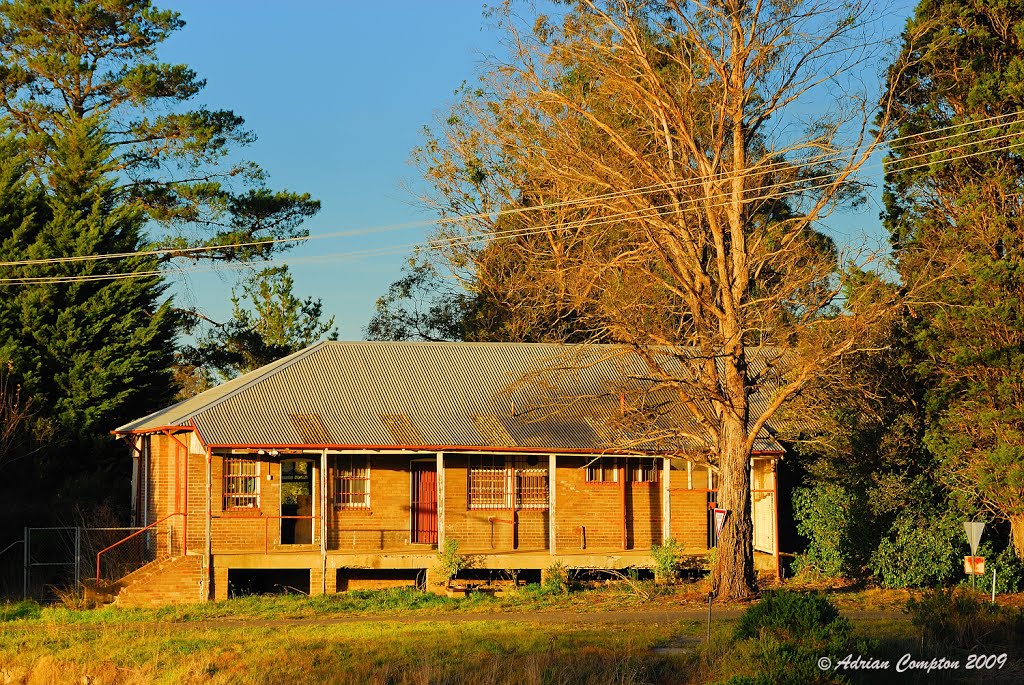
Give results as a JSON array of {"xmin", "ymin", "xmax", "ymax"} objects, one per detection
[
  {"xmin": 662, "ymin": 457, "xmax": 671, "ymax": 544},
  {"xmin": 436, "ymin": 452, "xmax": 445, "ymax": 550},
  {"xmin": 320, "ymin": 448, "xmax": 328, "ymax": 595},
  {"xmin": 548, "ymin": 453, "xmax": 556, "ymax": 556}
]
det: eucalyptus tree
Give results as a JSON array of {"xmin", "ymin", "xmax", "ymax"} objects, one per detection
[{"xmin": 414, "ymin": 0, "xmax": 910, "ymax": 598}]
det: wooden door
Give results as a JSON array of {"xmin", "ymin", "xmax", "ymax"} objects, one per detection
[{"xmin": 411, "ymin": 463, "xmax": 438, "ymax": 544}]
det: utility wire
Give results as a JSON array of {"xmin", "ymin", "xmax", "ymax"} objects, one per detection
[
  {"xmin": 1, "ymin": 109, "xmax": 1023, "ymax": 270},
  {"xmin": 4, "ymin": 130, "xmax": 1022, "ymax": 286}
]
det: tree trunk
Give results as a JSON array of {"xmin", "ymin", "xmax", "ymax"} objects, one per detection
[
  {"xmin": 1010, "ymin": 513, "xmax": 1024, "ymax": 559},
  {"xmin": 710, "ymin": 411, "xmax": 757, "ymax": 600}
]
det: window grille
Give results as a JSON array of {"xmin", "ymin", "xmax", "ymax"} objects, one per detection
[
  {"xmin": 468, "ymin": 455, "xmax": 549, "ymax": 509},
  {"xmin": 468, "ymin": 455, "xmax": 509, "ymax": 509},
  {"xmin": 223, "ymin": 458, "xmax": 259, "ymax": 509},
  {"xmin": 515, "ymin": 461, "xmax": 549, "ymax": 509},
  {"xmin": 334, "ymin": 455, "xmax": 370, "ymax": 508}
]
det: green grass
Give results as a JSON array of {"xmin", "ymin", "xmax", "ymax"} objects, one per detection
[{"xmin": 2, "ymin": 581, "xmax": 682, "ymax": 625}]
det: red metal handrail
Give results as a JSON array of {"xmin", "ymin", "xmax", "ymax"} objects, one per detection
[
  {"xmin": 212, "ymin": 514, "xmax": 320, "ymax": 554},
  {"xmin": 95, "ymin": 513, "xmax": 184, "ymax": 584}
]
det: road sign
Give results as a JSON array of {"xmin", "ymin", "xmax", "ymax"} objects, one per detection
[
  {"xmin": 964, "ymin": 556, "xmax": 986, "ymax": 576},
  {"xmin": 964, "ymin": 522, "xmax": 985, "ymax": 555},
  {"xmin": 713, "ymin": 508, "xmax": 729, "ymax": 537}
]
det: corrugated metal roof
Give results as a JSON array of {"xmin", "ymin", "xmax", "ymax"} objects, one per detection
[{"xmin": 115, "ymin": 341, "xmax": 784, "ymax": 454}]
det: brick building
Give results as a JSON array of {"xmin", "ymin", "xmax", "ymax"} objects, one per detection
[{"xmin": 106, "ymin": 341, "xmax": 782, "ymax": 605}]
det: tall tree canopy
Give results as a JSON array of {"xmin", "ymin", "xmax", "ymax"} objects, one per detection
[
  {"xmin": 0, "ymin": 0, "xmax": 319, "ymax": 259},
  {"xmin": 413, "ymin": 0, "xmax": 905, "ymax": 598},
  {"xmin": 0, "ymin": 0, "xmax": 320, "ymax": 526},
  {"xmin": 884, "ymin": 0, "xmax": 1024, "ymax": 556},
  {"xmin": 183, "ymin": 265, "xmax": 338, "ymax": 384}
]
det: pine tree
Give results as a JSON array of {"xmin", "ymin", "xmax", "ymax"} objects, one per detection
[
  {"xmin": 182, "ymin": 265, "xmax": 336, "ymax": 383},
  {"xmin": 884, "ymin": 0, "xmax": 1024, "ymax": 556},
  {"xmin": 0, "ymin": 119, "xmax": 175, "ymax": 515}
]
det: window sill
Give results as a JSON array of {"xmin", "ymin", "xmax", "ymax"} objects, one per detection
[{"xmin": 334, "ymin": 506, "xmax": 373, "ymax": 514}]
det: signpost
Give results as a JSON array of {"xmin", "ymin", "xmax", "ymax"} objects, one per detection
[
  {"xmin": 964, "ymin": 521, "xmax": 986, "ymax": 591},
  {"xmin": 963, "ymin": 556, "xmax": 986, "ymax": 576},
  {"xmin": 707, "ymin": 509, "xmax": 729, "ymax": 643}
]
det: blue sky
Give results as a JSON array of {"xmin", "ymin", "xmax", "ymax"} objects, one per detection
[
  {"xmin": 159, "ymin": 0, "xmax": 915, "ymax": 340},
  {"xmin": 160, "ymin": 1, "xmax": 505, "ymax": 339}
]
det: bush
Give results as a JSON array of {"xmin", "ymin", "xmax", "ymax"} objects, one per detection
[
  {"xmin": 543, "ymin": 561, "xmax": 569, "ymax": 594},
  {"xmin": 971, "ymin": 543, "xmax": 1024, "ymax": 594},
  {"xmin": 791, "ymin": 484, "xmax": 862, "ymax": 578},
  {"xmin": 723, "ymin": 591, "xmax": 852, "ymax": 685},
  {"xmin": 735, "ymin": 590, "xmax": 851, "ymax": 650},
  {"xmin": 906, "ymin": 587, "xmax": 1024, "ymax": 650},
  {"xmin": 870, "ymin": 512, "xmax": 960, "ymax": 588},
  {"xmin": 650, "ymin": 538, "xmax": 684, "ymax": 583},
  {"xmin": 434, "ymin": 538, "xmax": 468, "ymax": 586}
]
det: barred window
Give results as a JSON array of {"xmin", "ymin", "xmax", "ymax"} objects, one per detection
[
  {"xmin": 223, "ymin": 458, "xmax": 259, "ymax": 509},
  {"xmin": 515, "ymin": 457, "xmax": 548, "ymax": 509},
  {"xmin": 586, "ymin": 457, "xmax": 619, "ymax": 483},
  {"xmin": 334, "ymin": 455, "xmax": 370, "ymax": 508},
  {"xmin": 631, "ymin": 457, "xmax": 660, "ymax": 483},
  {"xmin": 468, "ymin": 455, "xmax": 509, "ymax": 509},
  {"xmin": 468, "ymin": 455, "xmax": 549, "ymax": 509}
]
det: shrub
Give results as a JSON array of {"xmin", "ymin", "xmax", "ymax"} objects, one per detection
[
  {"xmin": 906, "ymin": 588, "xmax": 1024, "ymax": 650},
  {"xmin": 650, "ymin": 538, "xmax": 684, "ymax": 583},
  {"xmin": 434, "ymin": 538, "xmax": 468, "ymax": 587},
  {"xmin": 791, "ymin": 484, "xmax": 861, "ymax": 578},
  {"xmin": 543, "ymin": 561, "xmax": 569, "ymax": 594},
  {"xmin": 735, "ymin": 590, "xmax": 851, "ymax": 651},
  {"xmin": 870, "ymin": 512, "xmax": 960, "ymax": 588},
  {"xmin": 972, "ymin": 544, "xmax": 1024, "ymax": 594},
  {"xmin": 723, "ymin": 591, "xmax": 852, "ymax": 685}
]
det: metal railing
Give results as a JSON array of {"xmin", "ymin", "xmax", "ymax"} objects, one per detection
[
  {"xmin": 332, "ymin": 528, "xmax": 416, "ymax": 551},
  {"xmin": 95, "ymin": 513, "xmax": 184, "ymax": 585},
  {"xmin": 212, "ymin": 515, "xmax": 320, "ymax": 554}
]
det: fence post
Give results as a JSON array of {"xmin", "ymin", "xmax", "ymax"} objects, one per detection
[
  {"xmin": 74, "ymin": 527, "xmax": 81, "ymax": 590},
  {"xmin": 22, "ymin": 527, "xmax": 28, "ymax": 600}
]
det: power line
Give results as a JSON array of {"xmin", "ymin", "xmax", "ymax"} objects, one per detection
[
  {"xmin": 4, "ymin": 129, "xmax": 1022, "ymax": 286},
  {"xmin": 2, "ymin": 109, "xmax": 1023, "ymax": 270}
]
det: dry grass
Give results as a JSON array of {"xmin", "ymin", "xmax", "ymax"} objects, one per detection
[{"xmin": 0, "ymin": 619, "xmax": 701, "ymax": 685}]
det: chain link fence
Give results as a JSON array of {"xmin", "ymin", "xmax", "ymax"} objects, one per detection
[{"xmin": 0, "ymin": 525, "xmax": 160, "ymax": 602}]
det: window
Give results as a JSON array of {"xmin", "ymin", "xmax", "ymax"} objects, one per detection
[
  {"xmin": 516, "ymin": 456, "xmax": 548, "ymax": 509},
  {"xmin": 631, "ymin": 457, "xmax": 660, "ymax": 484},
  {"xmin": 468, "ymin": 455, "xmax": 549, "ymax": 509},
  {"xmin": 223, "ymin": 458, "xmax": 259, "ymax": 509},
  {"xmin": 468, "ymin": 455, "xmax": 509, "ymax": 509},
  {"xmin": 586, "ymin": 457, "xmax": 619, "ymax": 483},
  {"xmin": 334, "ymin": 455, "xmax": 370, "ymax": 509},
  {"xmin": 586, "ymin": 457, "xmax": 660, "ymax": 483}
]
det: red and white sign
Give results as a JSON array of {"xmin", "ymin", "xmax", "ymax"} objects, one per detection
[
  {"xmin": 964, "ymin": 556, "xmax": 986, "ymax": 575},
  {"xmin": 713, "ymin": 508, "xmax": 729, "ymax": 537}
]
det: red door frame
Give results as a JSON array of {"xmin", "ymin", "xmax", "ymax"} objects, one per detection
[{"xmin": 410, "ymin": 461, "xmax": 438, "ymax": 544}]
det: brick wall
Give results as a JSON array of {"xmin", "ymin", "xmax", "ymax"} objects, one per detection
[
  {"xmin": 441, "ymin": 454, "xmax": 550, "ymax": 553},
  {"xmin": 144, "ymin": 439, "xmax": 715, "ymax": 564},
  {"xmin": 329, "ymin": 454, "xmax": 420, "ymax": 551},
  {"xmin": 114, "ymin": 555, "xmax": 204, "ymax": 607},
  {"xmin": 143, "ymin": 433, "xmax": 200, "ymax": 556},
  {"xmin": 552, "ymin": 456, "xmax": 664, "ymax": 551}
]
